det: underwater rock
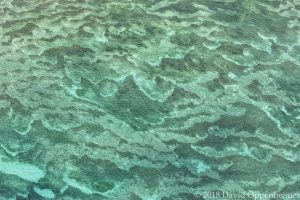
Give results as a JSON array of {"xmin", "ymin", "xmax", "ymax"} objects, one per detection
[{"xmin": 0, "ymin": 0, "xmax": 299, "ymax": 199}]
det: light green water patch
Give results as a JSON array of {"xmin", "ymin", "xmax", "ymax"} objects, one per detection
[{"xmin": 0, "ymin": 155, "xmax": 45, "ymax": 183}]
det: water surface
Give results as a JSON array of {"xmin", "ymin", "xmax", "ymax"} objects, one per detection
[{"xmin": 0, "ymin": 0, "xmax": 299, "ymax": 199}]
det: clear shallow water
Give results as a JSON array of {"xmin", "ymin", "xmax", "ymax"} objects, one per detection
[{"xmin": 0, "ymin": 0, "xmax": 299, "ymax": 199}]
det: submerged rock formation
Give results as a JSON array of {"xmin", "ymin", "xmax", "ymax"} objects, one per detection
[{"xmin": 0, "ymin": 0, "xmax": 299, "ymax": 199}]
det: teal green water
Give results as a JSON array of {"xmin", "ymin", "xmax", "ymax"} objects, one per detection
[{"xmin": 0, "ymin": 0, "xmax": 300, "ymax": 199}]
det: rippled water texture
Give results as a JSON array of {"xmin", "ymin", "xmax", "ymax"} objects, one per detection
[{"xmin": 0, "ymin": 0, "xmax": 300, "ymax": 199}]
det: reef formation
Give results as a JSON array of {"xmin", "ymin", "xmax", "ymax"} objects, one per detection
[{"xmin": 0, "ymin": 0, "xmax": 299, "ymax": 199}]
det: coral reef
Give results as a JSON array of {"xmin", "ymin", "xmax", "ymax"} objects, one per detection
[{"xmin": 0, "ymin": 0, "xmax": 299, "ymax": 199}]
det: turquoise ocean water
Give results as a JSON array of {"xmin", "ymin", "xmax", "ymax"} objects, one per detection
[{"xmin": 0, "ymin": 0, "xmax": 300, "ymax": 199}]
